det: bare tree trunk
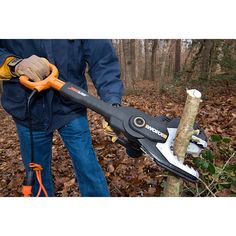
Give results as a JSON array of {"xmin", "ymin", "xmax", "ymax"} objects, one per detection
[
  {"xmin": 112, "ymin": 39, "xmax": 118, "ymax": 55},
  {"xmin": 164, "ymin": 89, "xmax": 202, "ymax": 196},
  {"xmin": 140, "ymin": 40, "xmax": 145, "ymax": 81},
  {"xmin": 144, "ymin": 40, "xmax": 152, "ymax": 80},
  {"xmin": 167, "ymin": 42, "xmax": 176, "ymax": 80},
  {"xmin": 119, "ymin": 40, "xmax": 126, "ymax": 83},
  {"xmin": 200, "ymin": 40, "xmax": 214, "ymax": 80},
  {"xmin": 135, "ymin": 40, "xmax": 142, "ymax": 81},
  {"xmin": 160, "ymin": 40, "xmax": 172, "ymax": 78},
  {"xmin": 186, "ymin": 41, "xmax": 204, "ymax": 81},
  {"xmin": 151, "ymin": 40, "xmax": 158, "ymax": 81},
  {"xmin": 123, "ymin": 39, "xmax": 134, "ymax": 89},
  {"xmin": 115, "ymin": 39, "xmax": 121, "ymax": 57},
  {"xmin": 174, "ymin": 39, "xmax": 181, "ymax": 79},
  {"xmin": 130, "ymin": 39, "xmax": 136, "ymax": 82}
]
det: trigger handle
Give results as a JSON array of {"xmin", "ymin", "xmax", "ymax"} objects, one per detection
[{"xmin": 19, "ymin": 64, "xmax": 63, "ymax": 92}]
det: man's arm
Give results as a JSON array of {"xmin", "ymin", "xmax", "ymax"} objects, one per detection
[
  {"xmin": 83, "ymin": 39, "xmax": 124, "ymax": 105},
  {"xmin": 83, "ymin": 40, "xmax": 124, "ymax": 141}
]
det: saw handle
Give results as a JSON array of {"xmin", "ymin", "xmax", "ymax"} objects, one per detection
[
  {"xmin": 19, "ymin": 63, "xmax": 123, "ymax": 121},
  {"xmin": 19, "ymin": 63, "xmax": 65, "ymax": 92}
]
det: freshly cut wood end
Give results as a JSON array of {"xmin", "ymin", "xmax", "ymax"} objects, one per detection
[{"xmin": 187, "ymin": 89, "xmax": 201, "ymax": 98}]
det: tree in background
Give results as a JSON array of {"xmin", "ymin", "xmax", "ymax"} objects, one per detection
[
  {"xmin": 1, "ymin": 40, "xmax": 235, "ymax": 96},
  {"xmin": 199, "ymin": 40, "xmax": 214, "ymax": 80},
  {"xmin": 144, "ymin": 40, "xmax": 153, "ymax": 81},
  {"xmin": 174, "ymin": 39, "xmax": 181, "ymax": 79}
]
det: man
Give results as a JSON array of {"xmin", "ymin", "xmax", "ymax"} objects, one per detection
[{"xmin": 0, "ymin": 39, "xmax": 124, "ymax": 197}]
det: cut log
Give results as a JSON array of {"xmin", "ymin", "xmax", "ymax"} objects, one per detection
[{"xmin": 163, "ymin": 89, "xmax": 202, "ymax": 197}]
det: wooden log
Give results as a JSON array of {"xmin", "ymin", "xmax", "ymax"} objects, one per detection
[{"xmin": 163, "ymin": 89, "xmax": 202, "ymax": 197}]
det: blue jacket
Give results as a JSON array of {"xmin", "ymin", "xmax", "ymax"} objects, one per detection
[{"xmin": 0, "ymin": 39, "xmax": 124, "ymax": 131}]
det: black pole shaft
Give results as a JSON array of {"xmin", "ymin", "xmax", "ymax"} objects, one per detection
[{"xmin": 59, "ymin": 83, "xmax": 123, "ymax": 121}]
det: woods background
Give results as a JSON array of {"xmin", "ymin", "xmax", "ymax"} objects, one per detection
[
  {"xmin": 1, "ymin": 40, "xmax": 236, "ymax": 93},
  {"xmin": 112, "ymin": 39, "xmax": 236, "ymax": 90}
]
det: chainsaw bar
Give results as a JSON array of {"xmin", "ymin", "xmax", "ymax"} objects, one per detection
[
  {"xmin": 138, "ymin": 125, "xmax": 207, "ymax": 182},
  {"xmin": 59, "ymin": 83, "xmax": 208, "ymax": 182},
  {"xmin": 19, "ymin": 66, "xmax": 208, "ymax": 184},
  {"xmin": 139, "ymin": 136, "xmax": 200, "ymax": 182},
  {"xmin": 156, "ymin": 128, "xmax": 200, "ymax": 180}
]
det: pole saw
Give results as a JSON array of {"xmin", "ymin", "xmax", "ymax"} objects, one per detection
[{"xmin": 19, "ymin": 63, "xmax": 207, "ymax": 196}]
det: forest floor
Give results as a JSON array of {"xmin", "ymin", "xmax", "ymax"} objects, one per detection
[{"xmin": 0, "ymin": 79, "xmax": 235, "ymax": 197}]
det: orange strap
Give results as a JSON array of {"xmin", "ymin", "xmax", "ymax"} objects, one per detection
[{"xmin": 22, "ymin": 163, "xmax": 49, "ymax": 197}]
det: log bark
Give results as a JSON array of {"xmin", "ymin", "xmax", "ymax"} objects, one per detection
[{"xmin": 163, "ymin": 89, "xmax": 202, "ymax": 197}]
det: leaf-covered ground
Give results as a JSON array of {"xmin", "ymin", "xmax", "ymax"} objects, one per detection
[{"xmin": 0, "ymin": 80, "xmax": 235, "ymax": 197}]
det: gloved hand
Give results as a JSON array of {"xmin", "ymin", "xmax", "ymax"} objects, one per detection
[
  {"xmin": 15, "ymin": 55, "xmax": 50, "ymax": 82},
  {"xmin": 102, "ymin": 119, "xmax": 118, "ymax": 143}
]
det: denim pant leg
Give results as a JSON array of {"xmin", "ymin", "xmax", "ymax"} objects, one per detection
[
  {"xmin": 16, "ymin": 123, "xmax": 54, "ymax": 197},
  {"xmin": 58, "ymin": 116, "xmax": 110, "ymax": 197}
]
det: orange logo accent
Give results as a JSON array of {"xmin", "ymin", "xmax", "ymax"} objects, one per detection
[
  {"xmin": 68, "ymin": 87, "xmax": 80, "ymax": 93},
  {"xmin": 68, "ymin": 86, "xmax": 88, "ymax": 97}
]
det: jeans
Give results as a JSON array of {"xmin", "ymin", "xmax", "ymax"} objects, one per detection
[{"xmin": 16, "ymin": 115, "xmax": 110, "ymax": 197}]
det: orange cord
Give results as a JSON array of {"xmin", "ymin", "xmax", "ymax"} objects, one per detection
[
  {"xmin": 22, "ymin": 185, "xmax": 32, "ymax": 197},
  {"xmin": 28, "ymin": 163, "xmax": 49, "ymax": 197}
]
